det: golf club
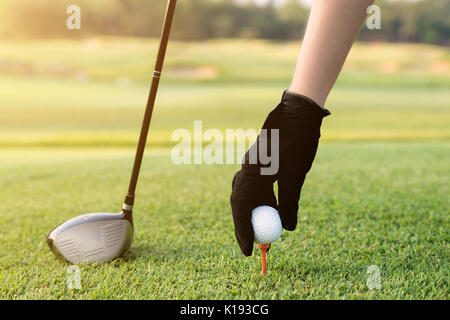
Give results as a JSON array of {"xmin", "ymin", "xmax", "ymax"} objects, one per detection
[{"xmin": 47, "ymin": 0, "xmax": 177, "ymax": 264}]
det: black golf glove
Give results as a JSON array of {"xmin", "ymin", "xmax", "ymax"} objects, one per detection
[{"xmin": 230, "ymin": 90, "xmax": 331, "ymax": 256}]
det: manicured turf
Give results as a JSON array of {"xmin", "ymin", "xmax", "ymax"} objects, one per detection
[
  {"xmin": 1, "ymin": 39, "xmax": 449, "ymax": 147},
  {"xmin": 0, "ymin": 39, "xmax": 448, "ymax": 299},
  {"xmin": 0, "ymin": 143, "xmax": 448, "ymax": 299}
]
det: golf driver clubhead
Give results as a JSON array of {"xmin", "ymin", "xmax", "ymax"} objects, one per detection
[
  {"xmin": 47, "ymin": 213, "xmax": 133, "ymax": 264},
  {"xmin": 47, "ymin": 0, "xmax": 177, "ymax": 264}
]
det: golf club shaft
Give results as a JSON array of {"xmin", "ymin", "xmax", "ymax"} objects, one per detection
[{"xmin": 123, "ymin": 0, "xmax": 177, "ymax": 214}]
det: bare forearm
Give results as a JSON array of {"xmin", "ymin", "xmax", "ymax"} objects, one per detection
[{"xmin": 290, "ymin": 0, "xmax": 374, "ymax": 106}]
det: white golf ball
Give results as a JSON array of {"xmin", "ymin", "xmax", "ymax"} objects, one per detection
[{"xmin": 251, "ymin": 206, "xmax": 282, "ymax": 244}]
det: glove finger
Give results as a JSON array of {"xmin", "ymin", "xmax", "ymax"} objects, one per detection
[
  {"xmin": 231, "ymin": 200, "xmax": 254, "ymax": 256},
  {"xmin": 230, "ymin": 171, "xmax": 254, "ymax": 256},
  {"xmin": 277, "ymin": 131, "xmax": 320, "ymax": 231},
  {"xmin": 230, "ymin": 171, "xmax": 277, "ymax": 256},
  {"xmin": 277, "ymin": 166, "xmax": 302, "ymax": 231}
]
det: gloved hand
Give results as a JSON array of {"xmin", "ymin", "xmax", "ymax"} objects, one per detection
[{"xmin": 230, "ymin": 90, "xmax": 331, "ymax": 256}]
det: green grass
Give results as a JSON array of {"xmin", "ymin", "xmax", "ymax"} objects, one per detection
[
  {"xmin": 0, "ymin": 143, "xmax": 448, "ymax": 299},
  {"xmin": 0, "ymin": 39, "xmax": 449, "ymax": 147},
  {"xmin": 0, "ymin": 38, "xmax": 448, "ymax": 299},
  {"xmin": 1, "ymin": 38, "xmax": 449, "ymax": 87},
  {"xmin": 0, "ymin": 78, "xmax": 449, "ymax": 146}
]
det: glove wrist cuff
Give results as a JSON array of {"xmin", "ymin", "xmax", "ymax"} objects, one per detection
[{"xmin": 281, "ymin": 90, "xmax": 331, "ymax": 118}]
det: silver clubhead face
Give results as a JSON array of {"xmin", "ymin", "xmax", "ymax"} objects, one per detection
[{"xmin": 47, "ymin": 212, "xmax": 133, "ymax": 264}]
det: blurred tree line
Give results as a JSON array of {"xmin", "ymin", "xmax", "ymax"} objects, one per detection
[{"xmin": 0, "ymin": 0, "xmax": 448, "ymax": 45}]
